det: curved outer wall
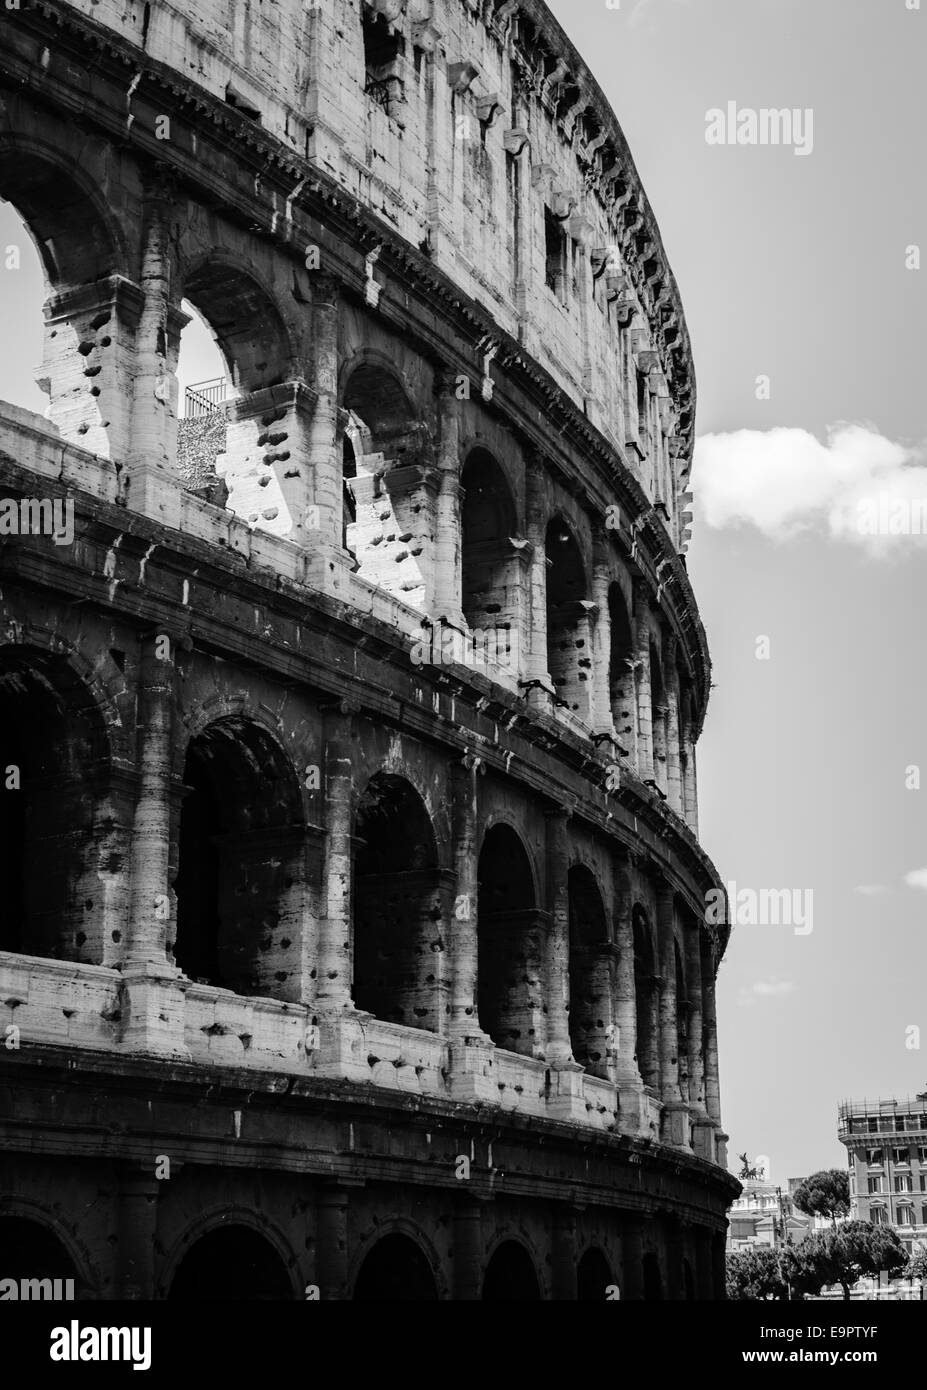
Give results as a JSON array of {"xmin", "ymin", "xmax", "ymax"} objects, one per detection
[{"xmin": 0, "ymin": 0, "xmax": 737, "ymax": 1300}]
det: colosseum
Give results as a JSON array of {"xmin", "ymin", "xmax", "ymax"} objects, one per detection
[{"xmin": 0, "ymin": 0, "xmax": 737, "ymax": 1300}]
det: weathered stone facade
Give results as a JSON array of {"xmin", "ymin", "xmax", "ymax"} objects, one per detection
[{"xmin": 0, "ymin": 0, "xmax": 736, "ymax": 1299}]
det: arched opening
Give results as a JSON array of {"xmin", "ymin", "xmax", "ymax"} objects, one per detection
[
  {"xmin": 482, "ymin": 1242, "xmax": 541, "ymax": 1301},
  {"xmin": 0, "ymin": 145, "xmax": 122, "ymax": 454},
  {"xmin": 168, "ymin": 1226, "xmax": 293, "ymax": 1300},
  {"xmin": 608, "ymin": 583, "xmax": 636, "ymax": 748},
  {"xmin": 460, "ymin": 449, "xmax": 519, "ymax": 655},
  {"xmin": 353, "ymin": 774, "xmax": 442, "ymax": 1031},
  {"xmin": 340, "ymin": 363, "xmax": 430, "ymax": 607},
  {"xmin": 675, "ymin": 937, "xmax": 689, "ymax": 1102},
  {"xmin": 633, "ymin": 907, "xmax": 659, "ymax": 1089},
  {"xmin": 678, "ymin": 675, "xmax": 695, "ymax": 823},
  {"xmin": 546, "ymin": 518, "xmax": 591, "ymax": 721},
  {"xmin": 175, "ymin": 300, "xmax": 231, "ymax": 505},
  {"xmin": 176, "ymin": 265, "xmax": 295, "ymax": 537},
  {"xmin": 568, "ymin": 865, "xmax": 613, "ymax": 1078},
  {"xmin": 0, "ymin": 1217, "xmax": 82, "ymax": 1295},
  {"xmin": 642, "ymin": 1252, "xmax": 664, "ymax": 1301},
  {"xmin": 649, "ymin": 639, "xmax": 667, "ymax": 792},
  {"xmin": 0, "ymin": 649, "xmax": 110, "ymax": 963},
  {"xmin": 174, "ymin": 718, "xmax": 305, "ymax": 999},
  {"xmin": 0, "ymin": 200, "xmax": 46, "ymax": 414},
  {"xmin": 477, "ymin": 824, "xmax": 541, "ymax": 1056},
  {"xmin": 577, "ymin": 1247, "xmax": 613, "ymax": 1301},
  {"xmin": 353, "ymin": 1234, "xmax": 439, "ymax": 1301}
]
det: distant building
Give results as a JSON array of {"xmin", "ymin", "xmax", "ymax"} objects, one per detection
[
  {"xmin": 839, "ymin": 1092, "xmax": 927, "ymax": 1259},
  {"xmin": 728, "ymin": 1180, "xmax": 811, "ymax": 1250}
]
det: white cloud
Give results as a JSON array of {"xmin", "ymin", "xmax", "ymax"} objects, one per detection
[
  {"xmin": 737, "ymin": 978, "xmax": 795, "ymax": 1006},
  {"xmin": 904, "ymin": 868, "xmax": 927, "ymax": 891},
  {"xmin": 693, "ymin": 424, "xmax": 927, "ymax": 551}
]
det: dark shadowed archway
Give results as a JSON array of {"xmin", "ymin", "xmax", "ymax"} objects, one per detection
[
  {"xmin": 577, "ymin": 1247, "xmax": 614, "ymax": 1301},
  {"xmin": 168, "ymin": 1226, "xmax": 293, "ymax": 1300},
  {"xmin": 460, "ymin": 449, "xmax": 519, "ymax": 645},
  {"xmin": 568, "ymin": 865, "xmax": 614, "ymax": 1078},
  {"xmin": 353, "ymin": 1234, "xmax": 439, "ymax": 1301},
  {"xmin": 546, "ymin": 518, "xmax": 591, "ymax": 720},
  {"xmin": 353, "ymin": 774, "xmax": 443, "ymax": 1031},
  {"xmin": 482, "ymin": 1241, "xmax": 541, "ymax": 1301},
  {"xmin": 477, "ymin": 824, "xmax": 541, "ymax": 1056}
]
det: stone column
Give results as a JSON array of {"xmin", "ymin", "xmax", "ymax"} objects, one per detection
[
  {"xmin": 611, "ymin": 857, "xmax": 644, "ymax": 1107},
  {"xmin": 316, "ymin": 702, "xmax": 356, "ymax": 1013},
  {"xmin": 316, "ymin": 1183, "xmax": 351, "ymax": 1300},
  {"xmin": 449, "ymin": 754, "xmax": 482, "ymax": 1039},
  {"xmin": 694, "ymin": 1227, "xmax": 714, "ymax": 1301},
  {"xmin": 685, "ymin": 919, "xmax": 707, "ymax": 1121},
  {"xmin": 544, "ymin": 808, "xmax": 573, "ymax": 1067},
  {"xmin": 682, "ymin": 725, "xmax": 699, "ymax": 837},
  {"xmin": 221, "ymin": 379, "xmax": 318, "ymax": 547},
  {"xmin": 452, "ymin": 1198, "xmax": 484, "ymax": 1300},
  {"xmin": 702, "ymin": 945, "xmax": 722, "ymax": 1128},
  {"xmin": 665, "ymin": 1216, "xmax": 685, "ymax": 1300},
  {"xmin": 663, "ymin": 638, "xmax": 683, "ymax": 813},
  {"xmin": 551, "ymin": 1208, "xmax": 578, "ymax": 1300},
  {"xmin": 304, "ymin": 272, "xmax": 344, "ymax": 587},
  {"xmin": 652, "ymin": 702, "xmax": 669, "ymax": 794},
  {"xmin": 633, "ymin": 585, "xmax": 654, "ymax": 781},
  {"xmin": 524, "ymin": 451, "xmax": 553, "ymax": 712},
  {"xmin": 115, "ymin": 1165, "xmax": 160, "ymax": 1299},
  {"xmin": 433, "ymin": 372, "xmax": 467, "ymax": 630},
  {"xmin": 621, "ymin": 1216, "xmax": 644, "ymax": 1300},
  {"xmin": 657, "ymin": 881, "xmax": 689, "ymax": 1148},
  {"xmin": 126, "ymin": 178, "xmax": 184, "ymax": 528},
  {"xmin": 122, "ymin": 632, "xmax": 188, "ymax": 1058},
  {"xmin": 591, "ymin": 535, "xmax": 616, "ymax": 740}
]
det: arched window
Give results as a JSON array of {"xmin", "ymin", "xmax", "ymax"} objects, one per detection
[
  {"xmin": 568, "ymin": 865, "xmax": 613, "ymax": 1078},
  {"xmin": 0, "ymin": 649, "xmax": 111, "ymax": 964},
  {"xmin": 482, "ymin": 1242, "xmax": 541, "ymax": 1301},
  {"xmin": 353, "ymin": 774, "xmax": 441, "ymax": 1030},
  {"xmin": 340, "ymin": 363, "xmax": 430, "ymax": 607},
  {"xmin": 608, "ymin": 583, "xmax": 636, "ymax": 749},
  {"xmin": 0, "ymin": 1217, "xmax": 84, "ymax": 1297},
  {"xmin": 168, "ymin": 1226, "xmax": 293, "ymax": 1300},
  {"xmin": 353, "ymin": 1234, "xmax": 438, "ymax": 1301},
  {"xmin": 174, "ymin": 718, "xmax": 305, "ymax": 1000},
  {"xmin": 460, "ymin": 449, "xmax": 518, "ymax": 653},
  {"xmin": 642, "ymin": 1251, "xmax": 664, "ymax": 1301},
  {"xmin": 177, "ymin": 263, "xmax": 295, "ymax": 536},
  {"xmin": 477, "ymin": 824, "xmax": 539, "ymax": 1056},
  {"xmin": 546, "ymin": 518, "xmax": 591, "ymax": 721},
  {"xmin": 633, "ymin": 907, "xmax": 659, "ymax": 1089},
  {"xmin": 577, "ymin": 1247, "xmax": 613, "ymax": 1301}
]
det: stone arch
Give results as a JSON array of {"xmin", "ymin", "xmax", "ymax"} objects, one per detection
[
  {"xmin": 173, "ymin": 714, "xmax": 306, "ymax": 999},
  {"xmin": 340, "ymin": 358, "xmax": 431, "ymax": 606},
  {"xmin": 608, "ymin": 581, "xmax": 635, "ymax": 745},
  {"xmin": 577, "ymin": 1245, "xmax": 614, "ymax": 1300},
  {"xmin": 482, "ymin": 1238, "xmax": 542, "ymax": 1301},
  {"xmin": 180, "ymin": 254, "xmax": 295, "ymax": 396},
  {"xmin": 632, "ymin": 905, "xmax": 659, "ymax": 1089},
  {"xmin": 460, "ymin": 447, "xmax": 520, "ymax": 643},
  {"xmin": 0, "ymin": 1203, "xmax": 98, "ymax": 1298},
  {"xmin": 546, "ymin": 516, "xmax": 592, "ymax": 721},
  {"xmin": 0, "ymin": 133, "xmax": 125, "ymax": 291},
  {"xmin": 0, "ymin": 644, "xmax": 120, "ymax": 964},
  {"xmin": 567, "ymin": 863, "xmax": 613, "ymax": 1078},
  {"xmin": 164, "ymin": 1215, "xmax": 298, "ymax": 1301},
  {"xmin": 351, "ymin": 1230, "xmax": 442, "ymax": 1301},
  {"xmin": 477, "ymin": 822, "xmax": 543, "ymax": 1056},
  {"xmin": 352, "ymin": 772, "xmax": 444, "ymax": 1030}
]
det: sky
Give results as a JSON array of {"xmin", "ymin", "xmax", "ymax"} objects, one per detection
[
  {"xmin": 545, "ymin": 0, "xmax": 927, "ymax": 1183},
  {"xmin": 1, "ymin": 0, "xmax": 925, "ymax": 1187}
]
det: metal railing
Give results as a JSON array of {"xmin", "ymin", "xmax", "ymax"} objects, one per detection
[{"xmin": 184, "ymin": 377, "xmax": 230, "ymax": 419}]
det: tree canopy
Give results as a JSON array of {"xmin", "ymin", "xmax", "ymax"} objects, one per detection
[
  {"xmin": 790, "ymin": 1169, "xmax": 851, "ymax": 1225},
  {"xmin": 780, "ymin": 1221, "xmax": 905, "ymax": 1300},
  {"xmin": 726, "ymin": 1245, "xmax": 789, "ymax": 1300}
]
